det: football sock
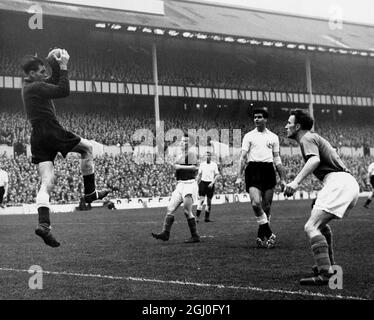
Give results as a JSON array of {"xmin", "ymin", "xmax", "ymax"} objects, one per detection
[
  {"xmin": 256, "ymin": 213, "xmax": 271, "ymax": 239},
  {"xmin": 264, "ymin": 209, "xmax": 271, "ymax": 223},
  {"xmin": 256, "ymin": 212, "xmax": 268, "ymax": 224},
  {"xmin": 365, "ymin": 198, "xmax": 371, "ymax": 206},
  {"xmin": 83, "ymin": 173, "xmax": 96, "ymax": 195},
  {"xmin": 187, "ymin": 217, "xmax": 199, "ymax": 237},
  {"xmin": 38, "ymin": 206, "xmax": 50, "ymax": 229},
  {"xmin": 36, "ymin": 190, "xmax": 51, "ymax": 228},
  {"xmin": 258, "ymin": 223, "xmax": 273, "ymax": 239},
  {"xmin": 310, "ymin": 235, "xmax": 331, "ymax": 275},
  {"xmin": 205, "ymin": 210, "xmax": 210, "ymax": 220},
  {"xmin": 196, "ymin": 210, "xmax": 201, "ymax": 218},
  {"xmin": 320, "ymin": 225, "xmax": 335, "ymax": 265},
  {"xmin": 206, "ymin": 204, "xmax": 211, "ymax": 216},
  {"xmin": 162, "ymin": 215, "xmax": 174, "ymax": 235}
]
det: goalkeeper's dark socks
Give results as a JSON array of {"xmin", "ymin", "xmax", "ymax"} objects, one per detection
[
  {"xmin": 84, "ymin": 190, "xmax": 98, "ymax": 203},
  {"xmin": 196, "ymin": 210, "xmax": 201, "ymax": 218},
  {"xmin": 364, "ymin": 198, "xmax": 371, "ymax": 206},
  {"xmin": 84, "ymin": 189, "xmax": 110, "ymax": 204},
  {"xmin": 257, "ymin": 225, "xmax": 265, "ymax": 240},
  {"xmin": 256, "ymin": 213, "xmax": 270, "ymax": 239},
  {"xmin": 83, "ymin": 173, "xmax": 96, "ymax": 195},
  {"xmin": 258, "ymin": 223, "xmax": 273, "ymax": 239},
  {"xmin": 310, "ymin": 235, "xmax": 332, "ymax": 275},
  {"xmin": 38, "ymin": 206, "xmax": 50, "ymax": 228}
]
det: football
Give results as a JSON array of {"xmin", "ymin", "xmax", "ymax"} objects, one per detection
[
  {"xmin": 46, "ymin": 48, "xmax": 62, "ymax": 69},
  {"xmin": 48, "ymin": 48, "xmax": 62, "ymax": 59}
]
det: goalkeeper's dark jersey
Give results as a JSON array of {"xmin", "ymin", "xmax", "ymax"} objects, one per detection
[{"xmin": 21, "ymin": 67, "xmax": 69, "ymax": 126}]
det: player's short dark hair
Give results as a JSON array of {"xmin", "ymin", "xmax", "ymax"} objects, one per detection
[
  {"xmin": 252, "ymin": 108, "xmax": 269, "ymax": 119},
  {"xmin": 20, "ymin": 55, "xmax": 44, "ymax": 74},
  {"xmin": 290, "ymin": 109, "xmax": 314, "ymax": 130}
]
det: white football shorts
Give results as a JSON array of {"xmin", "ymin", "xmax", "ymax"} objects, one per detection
[
  {"xmin": 314, "ymin": 171, "xmax": 359, "ymax": 218},
  {"xmin": 170, "ymin": 179, "xmax": 198, "ymax": 206}
]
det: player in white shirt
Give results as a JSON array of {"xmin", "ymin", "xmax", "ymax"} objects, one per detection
[
  {"xmin": 196, "ymin": 151, "xmax": 220, "ymax": 222},
  {"xmin": 235, "ymin": 108, "xmax": 286, "ymax": 248},
  {"xmin": 0, "ymin": 168, "xmax": 9, "ymax": 208},
  {"xmin": 364, "ymin": 162, "xmax": 374, "ymax": 208}
]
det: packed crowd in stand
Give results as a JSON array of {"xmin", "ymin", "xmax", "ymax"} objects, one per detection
[
  {"xmin": 1, "ymin": 36, "xmax": 373, "ymax": 206},
  {"xmin": 1, "ymin": 42, "xmax": 374, "ymax": 97},
  {"xmin": 1, "ymin": 106, "xmax": 374, "ymax": 149},
  {"xmin": 0, "ymin": 151, "xmax": 371, "ymax": 206}
]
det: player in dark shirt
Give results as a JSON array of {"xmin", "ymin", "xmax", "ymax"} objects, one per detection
[
  {"xmin": 21, "ymin": 49, "xmax": 109, "ymax": 248},
  {"xmin": 152, "ymin": 134, "xmax": 200, "ymax": 243},
  {"xmin": 284, "ymin": 109, "xmax": 359, "ymax": 285}
]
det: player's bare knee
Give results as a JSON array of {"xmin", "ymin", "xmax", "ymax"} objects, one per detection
[
  {"xmin": 304, "ymin": 221, "xmax": 318, "ymax": 237},
  {"xmin": 166, "ymin": 211, "xmax": 175, "ymax": 218},
  {"xmin": 183, "ymin": 209, "xmax": 189, "ymax": 218},
  {"xmin": 42, "ymin": 175, "xmax": 55, "ymax": 193},
  {"xmin": 304, "ymin": 222, "xmax": 311, "ymax": 235},
  {"xmin": 78, "ymin": 141, "xmax": 93, "ymax": 158},
  {"xmin": 87, "ymin": 143, "xmax": 93, "ymax": 155},
  {"xmin": 83, "ymin": 143, "xmax": 93, "ymax": 158},
  {"xmin": 184, "ymin": 209, "xmax": 194, "ymax": 219},
  {"xmin": 46, "ymin": 181, "xmax": 54, "ymax": 193},
  {"xmin": 251, "ymin": 200, "xmax": 262, "ymax": 211}
]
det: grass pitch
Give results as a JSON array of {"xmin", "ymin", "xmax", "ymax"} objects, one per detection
[{"xmin": 0, "ymin": 198, "xmax": 373, "ymax": 300}]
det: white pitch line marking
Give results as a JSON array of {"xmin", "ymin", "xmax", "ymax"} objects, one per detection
[{"xmin": 0, "ymin": 267, "xmax": 367, "ymax": 300}]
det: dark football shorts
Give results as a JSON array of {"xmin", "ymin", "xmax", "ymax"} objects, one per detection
[
  {"xmin": 370, "ymin": 176, "xmax": 374, "ymax": 188},
  {"xmin": 245, "ymin": 162, "xmax": 276, "ymax": 192},
  {"xmin": 0, "ymin": 186, "xmax": 4, "ymax": 203},
  {"xmin": 30, "ymin": 119, "xmax": 81, "ymax": 164},
  {"xmin": 198, "ymin": 181, "xmax": 215, "ymax": 198}
]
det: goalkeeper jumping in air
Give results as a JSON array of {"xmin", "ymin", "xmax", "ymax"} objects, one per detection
[{"xmin": 21, "ymin": 48, "xmax": 110, "ymax": 247}]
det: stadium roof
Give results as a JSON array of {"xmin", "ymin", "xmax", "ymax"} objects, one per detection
[{"xmin": 2, "ymin": 0, "xmax": 374, "ymax": 55}]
